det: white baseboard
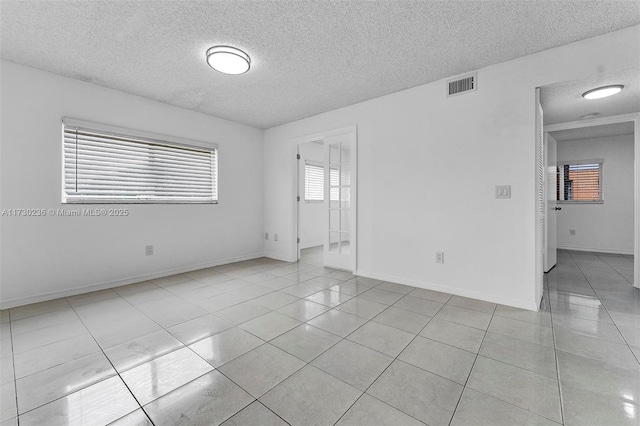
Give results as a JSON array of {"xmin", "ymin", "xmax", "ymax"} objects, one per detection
[
  {"xmin": 356, "ymin": 269, "xmax": 538, "ymax": 311},
  {"xmin": 1, "ymin": 252, "xmax": 266, "ymax": 309},
  {"xmin": 264, "ymin": 252, "xmax": 297, "ymax": 263},
  {"xmin": 557, "ymin": 245, "xmax": 634, "ymax": 255},
  {"xmin": 300, "ymin": 242, "xmax": 322, "ymax": 250}
]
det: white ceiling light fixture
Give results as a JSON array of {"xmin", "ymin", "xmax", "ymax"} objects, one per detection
[
  {"xmin": 206, "ymin": 45, "xmax": 250, "ymax": 75},
  {"xmin": 582, "ymin": 85, "xmax": 624, "ymax": 100}
]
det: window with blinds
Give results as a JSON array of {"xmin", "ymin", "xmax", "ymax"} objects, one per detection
[
  {"xmin": 304, "ymin": 162, "xmax": 324, "ymax": 202},
  {"xmin": 62, "ymin": 118, "xmax": 217, "ymax": 203},
  {"xmin": 557, "ymin": 160, "xmax": 603, "ymax": 203}
]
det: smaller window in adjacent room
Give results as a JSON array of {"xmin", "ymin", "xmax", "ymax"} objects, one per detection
[
  {"xmin": 62, "ymin": 118, "xmax": 217, "ymax": 203},
  {"xmin": 556, "ymin": 160, "xmax": 603, "ymax": 203},
  {"xmin": 304, "ymin": 161, "xmax": 324, "ymax": 202}
]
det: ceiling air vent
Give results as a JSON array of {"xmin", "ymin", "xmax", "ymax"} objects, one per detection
[{"xmin": 447, "ymin": 73, "xmax": 477, "ymax": 97}]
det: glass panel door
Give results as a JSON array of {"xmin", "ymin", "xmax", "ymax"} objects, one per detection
[{"xmin": 324, "ymin": 133, "xmax": 353, "ymax": 270}]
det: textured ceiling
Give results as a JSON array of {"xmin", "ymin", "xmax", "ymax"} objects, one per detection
[
  {"xmin": 541, "ymin": 67, "xmax": 640, "ymax": 125},
  {"xmin": 550, "ymin": 122, "xmax": 634, "ymax": 142},
  {"xmin": 1, "ymin": 1, "xmax": 639, "ymax": 129}
]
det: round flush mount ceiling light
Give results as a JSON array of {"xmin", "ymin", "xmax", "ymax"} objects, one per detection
[
  {"xmin": 206, "ymin": 46, "xmax": 250, "ymax": 75},
  {"xmin": 582, "ymin": 85, "xmax": 624, "ymax": 100}
]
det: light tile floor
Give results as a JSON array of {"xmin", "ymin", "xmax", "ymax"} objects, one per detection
[{"xmin": 0, "ymin": 248, "xmax": 638, "ymax": 425}]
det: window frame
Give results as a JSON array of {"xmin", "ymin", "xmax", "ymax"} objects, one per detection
[
  {"xmin": 61, "ymin": 117, "xmax": 218, "ymax": 204},
  {"xmin": 556, "ymin": 159, "xmax": 604, "ymax": 204}
]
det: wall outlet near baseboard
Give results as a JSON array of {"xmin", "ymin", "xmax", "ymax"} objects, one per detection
[
  {"xmin": 274, "ymin": 234, "xmax": 278, "ymax": 242},
  {"xmin": 145, "ymin": 245, "xmax": 154, "ymax": 256},
  {"xmin": 495, "ymin": 185, "xmax": 511, "ymax": 199},
  {"xmin": 436, "ymin": 251, "xmax": 445, "ymax": 264},
  {"xmin": 265, "ymin": 232, "xmax": 269, "ymax": 240},
  {"xmin": 569, "ymin": 229, "xmax": 576, "ymax": 236}
]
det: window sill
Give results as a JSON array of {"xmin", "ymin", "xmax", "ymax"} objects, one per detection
[{"xmin": 557, "ymin": 200, "xmax": 603, "ymax": 205}]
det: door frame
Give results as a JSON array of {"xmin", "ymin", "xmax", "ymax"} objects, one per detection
[
  {"xmin": 291, "ymin": 126, "xmax": 358, "ymax": 272},
  {"xmin": 543, "ymin": 112, "xmax": 640, "ymax": 288}
]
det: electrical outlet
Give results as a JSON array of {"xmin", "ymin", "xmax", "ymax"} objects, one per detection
[
  {"xmin": 145, "ymin": 245, "xmax": 154, "ymax": 256},
  {"xmin": 495, "ymin": 185, "xmax": 511, "ymax": 199},
  {"xmin": 265, "ymin": 232, "xmax": 269, "ymax": 240},
  {"xmin": 436, "ymin": 251, "xmax": 445, "ymax": 264},
  {"xmin": 274, "ymin": 234, "xmax": 278, "ymax": 242},
  {"xmin": 569, "ymin": 229, "xmax": 576, "ymax": 236}
]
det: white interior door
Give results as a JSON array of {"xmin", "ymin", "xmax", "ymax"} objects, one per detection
[
  {"xmin": 323, "ymin": 131, "xmax": 356, "ymax": 271},
  {"xmin": 544, "ymin": 132, "xmax": 558, "ymax": 272}
]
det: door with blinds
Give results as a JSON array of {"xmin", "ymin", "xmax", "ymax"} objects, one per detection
[
  {"xmin": 535, "ymin": 88, "xmax": 545, "ymax": 307},
  {"xmin": 323, "ymin": 130, "xmax": 356, "ymax": 271},
  {"xmin": 544, "ymin": 132, "xmax": 558, "ymax": 272}
]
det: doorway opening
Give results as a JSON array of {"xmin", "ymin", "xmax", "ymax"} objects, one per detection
[
  {"xmin": 292, "ymin": 126, "xmax": 357, "ymax": 273},
  {"xmin": 536, "ymin": 69, "xmax": 639, "ymax": 310},
  {"xmin": 549, "ymin": 122, "xmax": 635, "ymax": 260},
  {"xmin": 297, "ymin": 140, "xmax": 325, "ymax": 264}
]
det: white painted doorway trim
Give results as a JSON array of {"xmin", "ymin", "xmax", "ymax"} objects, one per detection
[
  {"xmin": 291, "ymin": 126, "xmax": 358, "ymax": 273},
  {"xmin": 544, "ymin": 112, "xmax": 640, "ymax": 289}
]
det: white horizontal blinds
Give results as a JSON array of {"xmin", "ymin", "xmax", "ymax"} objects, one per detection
[
  {"xmin": 557, "ymin": 161, "xmax": 602, "ymax": 202},
  {"xmin": 63, "ymin": 123, "xmax": 217, "ymax": 203},
  {"xmin": 304, "ymin": 162, "xmax": 324, "ymax": 201}
]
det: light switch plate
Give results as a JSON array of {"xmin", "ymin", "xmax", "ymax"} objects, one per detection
[{"xmin": 495, "ymin": 185, "xmax": 511, "ymax": 199}]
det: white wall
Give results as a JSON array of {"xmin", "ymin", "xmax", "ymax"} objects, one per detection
[
  {"xmin": 0, "ymin": 61, "xmax": 265, "ymax": 308},
  {"xmin": 557, "ymin": 133, "xmax": 634, "ymax": 254},
  {"xmin": 298, "ymin": 142, "xmax": 324, "ymax": 249},
  {"xmin": 263, "ymin": 25, "xmax": 640, "ymax": 311}
]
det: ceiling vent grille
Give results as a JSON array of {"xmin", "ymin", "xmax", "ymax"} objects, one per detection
[{"xmin": 447, "ymin": 73, "xmax": 477, "ymax": 97}]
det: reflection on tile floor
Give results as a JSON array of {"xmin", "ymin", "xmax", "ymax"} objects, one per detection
[{"xmin": 1, "ymin": 248, "xmax": 638, "ymax": 425}]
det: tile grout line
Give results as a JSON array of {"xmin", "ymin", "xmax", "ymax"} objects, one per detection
[
  {"xmin": 172, "ymin": 266, "xmax": 356, "ymax": 330},
  {"xmin": 549, "ymin": 251, "xmax": 569, "ymax": 426},
  {"xmin": 447, "ymin": 303, "xmax": 495, "ymax": 426},
  {"xmin": 594, "ymin": 252, "xmax": 634, "ymax": 286},
  {"xmin": 212, "ymin": 369, "xmax": 290, "ymax": 425},
  {"xmin": 4, "ymin": 257, "xmax": 490, "ymax": 422},
  {"xmin": 8, "ymin": 296, "xmax": 152, "ymax": 423},
  {"xmin": 6, "ymin": 258, "xmax": 303, "ymax": 424},
  {"xmin": 9, "ymin": 302, "xmax": 90, "ymax": 417},
  {"xmin": 249, "ymin": 285, "xmax": 395, "ymax": 422},
  {"xmin": 11, "ymin": 250, "xmax": 627, "ymax": 424},
  {"xmin": 8, "ymin": 311, "xmax": 20, "ymax": 426},
  {"xmin": 108, "ymin": 265, "xmax": 319, "ymax": 346},
  {"xmin": 176, "ymin": 260, "xmax": 359, "ymax": 424},
  {"xmin": 114, "ymin": 277, "xmax": 304, "ymax": 424},
  {"xmin": 69, "ymin": 263, "xmax": 350, "ymax": 422},
  {"xmin": 202, "ymin": 322, "xmax": 311, "ymax": 422},
  {"xmin": 64, "ymin": 300, "xmax": 157, "ymax": 426},
  {"xmin": 447, "ymin": 298, "xmax": 566, "ymax": 424},
  {"xmin": 568, "ymin": 251, "xmax": 640, "ymax": 365},
  {"xmin": 325, "ymin": 291, "xmax": 558, "ymax": 425},
  {"xmin": 553, "ymin": 250, "xmax": 635, "ymax": 419},
  {"xmin": 237, "ymin": 270, "xmax": 425, "ymax": 424},
  {"xmin": 331, "ymin": 295, "xmax": 452, "ymax": 426},
  {"xmin": 556, "ymin": 251, "xmax": 640, "ymax": 411}
]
